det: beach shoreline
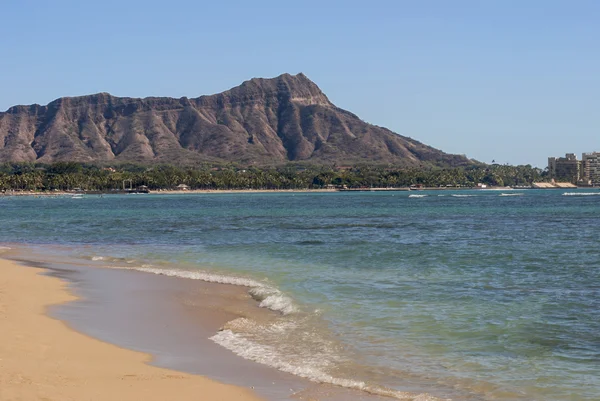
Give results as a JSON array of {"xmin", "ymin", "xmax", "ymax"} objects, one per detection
[
  {"xmin": 0, "ymin": 255, "xmax": 264, "ymax": 401},
  {"xmin": 0, "ymin": 185, "xmax": 546, "ymax": 197},
  {"xmin": 0, "ymin": 188, "xmax": 596, "ymax": 401},
  {"xmin": 0, "ymin": 245, "xmax": 458, "ymax": 401},
  {"xmin": 4, "ymin": 185, "xmax": 593, "ymax": 197}
]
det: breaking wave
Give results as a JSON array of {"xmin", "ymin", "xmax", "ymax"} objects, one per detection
[
  {"xmin": 107, "ymin": 261, "xmax": 443, "ymax": 399},
  {"xmin": 88, "ymin": 255, "xmax": 447, "ymax": 400},
  {"xmin": 248, "ymin": 286, "xmax": 298, "ymax": 315},
  {"xmin": 563, "ymin": 192, "xmax": 600, "ymax": 196},
  {"xmin": 133, "ymin": 266, "xmax": 297, "ymax": 315},
  {"xmin": 211, "ymin": 328, "xmax": 446, "ymax": 401},
  {"xmin": 86, "ymin": 255, "xmax": 137, "ymax": 264}
]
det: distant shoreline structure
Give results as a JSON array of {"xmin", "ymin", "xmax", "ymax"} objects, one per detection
[
  {"xmin": 548, "ymin": 152, "xmax": 600, "ymax": 186},
  {"xmin": 1, "ymin": 184, "xmax": 595, "ymax": 197}
]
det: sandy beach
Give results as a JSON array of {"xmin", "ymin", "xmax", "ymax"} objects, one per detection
[{"xmin": 0, "ymin": 257, "xmax": 263, "ymax": 401}]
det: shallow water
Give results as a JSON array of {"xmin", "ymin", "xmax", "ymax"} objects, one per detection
[{"xmin": 1, "ymin": 189, "xmax": 599, "ymax": 400}]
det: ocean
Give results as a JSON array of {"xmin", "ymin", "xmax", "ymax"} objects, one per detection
[{"xmin": 1, "ymin": 189, "xmax": 599, "ymax": 400}]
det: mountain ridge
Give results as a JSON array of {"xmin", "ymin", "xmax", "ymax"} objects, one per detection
[{"xmin": 0, "ymin": 73, "xmax": 472, "ymax": 167}]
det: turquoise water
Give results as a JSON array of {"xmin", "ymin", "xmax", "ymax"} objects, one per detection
[{"xmin": 1, "ymin": 190, "xmax": 599, "ymax": 400}]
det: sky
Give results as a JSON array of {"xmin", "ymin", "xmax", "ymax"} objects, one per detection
[{"xmin": 1, "ymin": 0, "xmax": 598, "ymax": 168}]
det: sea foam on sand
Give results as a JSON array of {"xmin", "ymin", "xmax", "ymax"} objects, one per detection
[{"xmin": 104, "ymin": 263, "xmax": 448, "ymax": 400}]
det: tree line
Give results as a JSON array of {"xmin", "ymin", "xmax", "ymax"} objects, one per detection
[{"xmin": 0, "ymin": 162, "xmax": 547, "ymax": 192}]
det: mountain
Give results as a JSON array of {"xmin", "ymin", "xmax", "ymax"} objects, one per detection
[{"xmin": 0, "ymin": 73, "xmax": 471, "ymax": 167}]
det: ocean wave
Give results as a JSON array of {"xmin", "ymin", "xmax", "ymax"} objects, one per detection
[
  {"xmin": 210, "ymin": 329, "xmax": 446, "ymax": 401},
  {"xmin": 135, "ymin": 266, "xmax": 264, "ymax": 287},
  {"xmin": 96, "ymin": 259, "xmax": 442, "ymax": 399},
  {"xmin": 248, "ymin": 286, "xmax": 298, "ymax": 315},
  {"xmin": 408, "ymin": 194, "xmax": 428, "ymax": 198},
  {"xmin": 451, "ymin": 194, "xmax": 475, "ymax": 197},
  {"xmin": 499, "ymin": 193, "xmax": 524, "ymax": 197},
  {"xmin": 87, "ymin": 255, "xmax": 138, "ymax": 264},
  {"xmin": 134, "ymin": 266, "xmax": 297, "ymax": 315},
  {"xmin": 563, "ymin": 192, "xmax": 600, "ymax": 196}
]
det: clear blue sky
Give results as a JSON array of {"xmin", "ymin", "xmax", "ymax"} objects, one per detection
[{"xmin": 1, "ymin": 0, "xmax": 598, "ymax": 167}]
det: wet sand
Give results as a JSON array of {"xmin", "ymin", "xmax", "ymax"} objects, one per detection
[
  {"xmin": 1, "ymin": 246, "xmax": 394, "ymax": 401},
  {"xmin": 1, "ymin": 245, "xmax": 437, "ymax": 401},
  {"xmin": 0, "ymin": 256, "xmax": 264, "ymax": 401}
]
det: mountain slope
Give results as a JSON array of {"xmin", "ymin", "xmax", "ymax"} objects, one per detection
[{"xmin": 0, "ymin": 73, "xmax": 471, "ymax": 166}]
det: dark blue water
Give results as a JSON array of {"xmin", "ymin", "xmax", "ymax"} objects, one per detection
[{"xmin": 1, "ymin": 190, "xmax": 599, "ymax": 400}]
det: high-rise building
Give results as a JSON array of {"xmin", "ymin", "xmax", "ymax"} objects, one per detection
[
  {"xmin": 548, "ymin": 153, "xmax": 581, "ymax": 184},
  {"xmin": 582, "ymin": 152, "xmax": 600, "ymax": 185}
]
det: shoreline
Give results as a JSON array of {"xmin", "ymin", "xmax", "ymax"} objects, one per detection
[
  {"xmin": 1, "ymin": 186, "xmax": 588, "ymax": 197},
  {"xmin": 0, "ymin": 254, "xmax": 264, "ymax": 401},
  {"xmin": 0, "ymin": 188, "xmax": 596, "ymax": 401},
  {"xmin": 2, "ymin": 184, "xmax": 595, "ymax": 197},
  {"xmin": 0, "ymin": 245, "xmax": 461, "ymax": 401}
]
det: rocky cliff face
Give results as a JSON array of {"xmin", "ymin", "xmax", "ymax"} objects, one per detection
[{"xmin": 0, "ymin": 73, "xmax": 471, "ymax": 166}]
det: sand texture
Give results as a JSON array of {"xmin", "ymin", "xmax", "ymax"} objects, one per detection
[{"xmin": 0, "ymin": 257, "xmax": 263, "ymax": 401}]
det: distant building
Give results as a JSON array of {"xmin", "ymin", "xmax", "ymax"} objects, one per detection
[
  {"xmin": 582, "ymin": 152, "xmax": 600, "ymax": 186},
  {"xmin": 548, "ymin": 153, "xmax": 581, "ymax": 184}
]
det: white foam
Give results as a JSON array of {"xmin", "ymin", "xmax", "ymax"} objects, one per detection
[
  {"xmin": 210, "ymin": 330, "xmax": 447, "ymax": 401},
  {"xmin": 97, "ymin": 260, "xmax": 444, "ymax": 400},
  {"xmin": 563, "ymin": 192, "xmax": 600, "ymax": 196},
  {"xmin": 248, "ymin": 286, "xmax": 274, "ymax": 298},
  {"xmin": 408, "ymin": 194, "xmax": 428, "ymax": 198},
  {"xmin": 451, "ymin": 194, "xmax": 475, "ymax": 197},
  {"xmin": 499, "ymin": 193, "xmax": 524, "ymax": 197},
  {"xmin": 91, "ymin": 256, "xmax": 105, "ymax": 261},
  {"xmin": 248, "ymin": 283, "xmax": 298, "ymax": 315},
  {"xmin": 259, "ymin": 293, "xmax": 298, "ymax": 315},
  {"xmin": 135, "ymin": 266, "xmax": 264, "ymax": 287},
  {"xmin": 135, "ymin": 267, "xmax": 297, "ymax": 315}
]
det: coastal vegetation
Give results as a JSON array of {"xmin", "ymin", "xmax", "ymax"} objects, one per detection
[{"xmin": 0, "ymin": 162, "xmax": 546, "ymax": 192}]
